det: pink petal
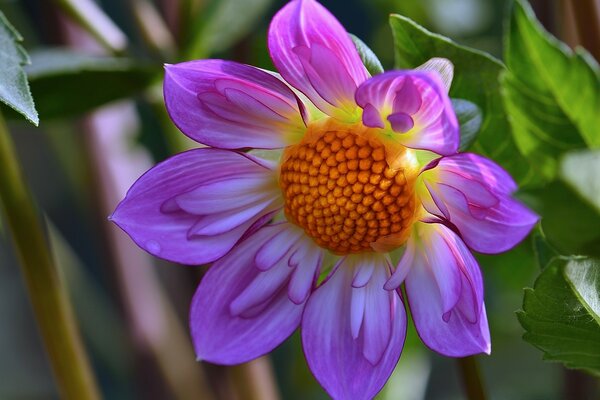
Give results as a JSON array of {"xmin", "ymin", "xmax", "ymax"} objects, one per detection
[
  {"xmin": 268, "ymin": 0, "xmax": 368, "ymax": 117},
  {"xmin": 421, "ymin": 153, "xmax": 538, "ymax": 253},
  {"xmin": 190, "ymin": 227, "xmax": 304, "ymax": 364},
  {"xmin": 405, "ymin": 224, "xmax": 490, "ymax": 357},
  {"xmin": 355, "ymin": 70, "xmax": 459, "ymax": 155},
  {"xmin": 164, "ymin": 60, "xmax": 305, "ymax": 149},
  {"xmin": 110, "ymin": 148, "xmax": 280, "ymax": 265},
  {"xmin": 302, "ymin": 255, "xmax": 406, "ymax": 400}
]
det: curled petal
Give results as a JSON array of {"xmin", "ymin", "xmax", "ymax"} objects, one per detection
[
  {"xmin": 422, "ymin": 154, "xmax": 538, "ymax": 254},
  {"xmin": 302, "ymin": 254, "xmax": 406, "ymax": 400},
  {"xmin": 268, "ymin": 0, "xmax": 368, "ymax": 118},
  {"xmin": 111, "ymin": 148, "xmax": 281, "ymax": 265},
  {"xmin": 356, "ymin": 70, "xmax": 459, "ymax": 155},
  {"xmin": 405, "ymin": 223, "xmax": 490, "ymax": 357},
  {"xmin": 164, "ymin": 60, "xmax": 305, "ymax": 149},
  {"xmin": 190, "ymin": 226, "xmax": 304, "ymax": 364}
]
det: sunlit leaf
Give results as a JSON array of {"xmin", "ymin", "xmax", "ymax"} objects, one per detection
[
  {"xmin": 0, "ymin": 11, "xmax": 38, "ymax": 125},
  {"xmin": 349, "ymin": 34, "xmax": 384, "ymax": 76},
  {"xmin": 389, "ymin": 14, "xmax": 536, "ymax": 186},
  {"xmin": 24, "ymin": 48, "xmax": 158, "ymax": 119},
  {"xmin": 517, "ymin": 257, "xmax": 600, "ymax": 376},
  {"xmin": 502, "ymin": 0, "xmax": 600, "ymax": 181},
  {"xmin": 560, "ymin": 149, "xmax": 600, "ymax": 214}
]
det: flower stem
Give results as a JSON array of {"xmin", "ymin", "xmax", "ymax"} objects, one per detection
[
  {"xmin": 457, "ymin": 356, "xmax": 486, "ymax": 400},
  {"xmin": 0, "ymin": 112, "xmax": 100, "ymax": 400}
]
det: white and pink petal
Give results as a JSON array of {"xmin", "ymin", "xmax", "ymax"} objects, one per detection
[
  {"xmin": 268, "ymin": 0, "xmax": 369, "ymax": 118},
  {"xmin": 191, "ymin": 222, "xmax": 323, "ymax": 364},
  {"xmin": 405, "ymin": 223, "xmax": 490, "ymax": 357},
  {"xmin": 355, "ymin": 70, "xmax": 459, "ymax": 155},
  {"xmin": 421, "ymin": 153, "xmax": 538, "ymax": 254},
  {"xmin": 111, "ymin": 148, "xmax": 281, "ymax": 265},
  {"xmin": 302, "ymin": 254, "xmax": 406, "ymax": 400},
  {"xmin": 164, "ymin": 60, "xmax": 306, "ymax": 149}
]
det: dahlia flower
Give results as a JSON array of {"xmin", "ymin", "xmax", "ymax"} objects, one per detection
[{"xmin": 111, "ymin": 0, "xmax": 538, "ymax": 398}]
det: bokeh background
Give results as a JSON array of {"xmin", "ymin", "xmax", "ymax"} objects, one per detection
[{"xmin": 0, "ymin": 0, "xmax": 598, "ymax": 399}]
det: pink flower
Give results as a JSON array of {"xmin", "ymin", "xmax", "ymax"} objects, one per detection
[{"xmin": 111, "ymin": 1, "xmax": 538, "ymax": 398}]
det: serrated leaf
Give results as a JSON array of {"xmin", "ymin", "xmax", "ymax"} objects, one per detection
[
  {"xmin": 451, "ymin": 98, "xmax": 482, "ymax": 151},
  {"xmin": 389, "ymin": 14, "xmax": 536, "ymax": 186},
  {"xmin": 349, "ymin": 34, "xmax": 384, "ymax": 76},
  {"xmin": 518, "ymin": 257, "xmax": 600, "ymax": 376},
  {"xmin": 186, "ymin": 0, "xmax": 274, "ymax": 59},
  {"xmin": 22, "ymin": 48, "xmax": 158, "ymax": 119},
  {"xmin": 501, "ymin": 0, "xmax": 600, "ymax": 182},
  {"xmin": 0, "ymin": 11, "xmax": 38, "ymax": 125},
  {"xmin": 560, "ymin": 149, "xmax": 600, "ymax": 214}
]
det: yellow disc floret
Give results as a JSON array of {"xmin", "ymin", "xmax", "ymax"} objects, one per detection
[{"xmin": 279, "ymin": 120, "xmax": 419, "ymax": 254}]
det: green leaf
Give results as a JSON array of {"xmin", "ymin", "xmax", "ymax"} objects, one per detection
[
  {"xmin": 517, "ymin": 257, "xmax": 600, "ymax": 376},
  {"xmin": 526, "ymin": 180, "xmax": 600, "ymax": 258},
  {"xmin": 24, "ymin": 49, "xmax": 157, "ymax": 119},
  {"xmin": 389, "ymin": 14, "xmax": 536, "ymax": 186},
  {"xmin": 530, "ymin": 224, "xmax": 558, "ymax": 270},
  {"xmin": 0, "ymin": 11, "xmax": 38, "ymax": 125},
  {"xmin": 349, "ymin": 34, "xmax": 384, "ymax": 76},
  {"xmin": 501, "ymin": 0, "xmax": 600, "ymax": 181},
  {"xmin": 186, "ymin": 0, "xmax": 274, "ymax": 59},
  {"xmin": 451, "ymin": 98, "xmax": 482, "ymax": 151},
  {"xmin": 560, "ymin": 149, "xmax": 600, "ymax": 214}
]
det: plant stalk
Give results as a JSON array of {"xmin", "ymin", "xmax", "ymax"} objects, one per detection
[
  {"xmin": 458, "ymin": 356, "xmax": 486, "ymax": 400},
  {"xmin": 0, "ymin": 112, "xmax": 100, "ymax": 400}
]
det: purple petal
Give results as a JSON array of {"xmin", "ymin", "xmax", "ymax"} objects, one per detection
[
  {"xmin": 268, "ymin": 0, "xmax": 368, "ymax": 117},
  {"xmin": 111, "ymin": 148, "xmax": 280, "ymax": 265},
  {"xmin": 384, "ymin": 238, "xmax": 415, "ymax": 290},
  {"xmin": 406, "ymin": 224, "xmax": 490, "ymax": 357},
  {"xmin": 190, "ymin": 226, "xmax": 304, "ymax": 364},
  {"xmin": 254, "ymin": 223, "xmax": 304, "ymax": 270},
  {"xmin": 164, "ymin": 60, "xmax": 305, "ymax": 149},
  {"xmin": 355, "ymin": 70, "xmax": 459, "ymax": 155},
  {"xmin": 288, "ymin": 240, "xmax": 323, "ymax": 304},
  {"xmin": 362, "ymin": 103, "xmax": 385, "ymax": 128},
  {"xmin": 421, "ymin": 153, "xmax": 538, "ymax": 253},
  {"xmin": 434, "ymin": 153, "xmax": 518, "ymax": 195},
  {"xmin": 302, "ymin": 255, "xmax": 406, "ymax": 400}
]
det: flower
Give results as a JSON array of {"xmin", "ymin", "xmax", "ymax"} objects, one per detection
[{"xmin": 111, "ymin": 0, "xmax": 538, "ymax": 398}]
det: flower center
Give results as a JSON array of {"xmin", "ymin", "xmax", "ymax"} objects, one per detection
[{"xmin": 279, "ymin": 120, "xmax": 419, "ymax": 254}]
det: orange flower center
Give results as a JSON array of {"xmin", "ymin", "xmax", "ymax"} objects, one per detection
[{"xmin": 279, "ymin": 120, "xmax": 419, "ymax": 254}]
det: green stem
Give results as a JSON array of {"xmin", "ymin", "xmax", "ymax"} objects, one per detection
[
  {"xmin": 457, "ymin": 356, "xmax": 486, "ymax": 400},
  {"xmin": 0, "ymin": 113, "xmax": 100, "ymax": 400}
]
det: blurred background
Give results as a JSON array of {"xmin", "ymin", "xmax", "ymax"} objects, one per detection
[{"xmin": 0, "ymin": 0, "xmax": 598, "ymax": 398}]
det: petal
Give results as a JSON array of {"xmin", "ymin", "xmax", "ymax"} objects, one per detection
[
  {"xmin": 423, "ymin": 182, "xmax": 538, "ymax": 254},
  {"xmin": 355, "ymin": 70, "xmax": 459, "ymax": 155},
  {"xmin": 302, "ymin": 255, "xmax": 406, "ymax": 400},
  {"xmin": 164, "ymin": 60, "xmax": 305, "ymax": 149},
  {"xmin": 111, "ymin": 148, "xmax": 280, "ymax": 265},
  {"xmin": 384, "ymin": 237, "xmax": 415, "ymax": 290},
  {"xmin": 406, "ymin": 224, "xmax": 490, "ymax": 357},
  {"xmin": 190, "ymin": 226, "xmax": 303, "ymax": 365},
  {"xmin": 288, "ymin": 239, "xmax": 323, "ymax": 304},
  {"xmin": 268, "ymin": 0, "xmax": 368, "ymax": 118},
  {"xmin": 433, "ymin": 153, "xmax": 518, "ymax": 195}
]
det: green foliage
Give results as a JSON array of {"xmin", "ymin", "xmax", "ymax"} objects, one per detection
[
  {"xmin": 25, "ymin": 49, "xmax": 158, "ymax": 120},
  {"xmin": 349, "ymin": 34, "xmax": 384, "ymax": 76},
  {"xmin": 389, "ymin": 14, "xmax": 535, "ymax": 186},
  {"xmin": 186, "ymin": 0, "xmax": 274, "ymax": 59},
  {"xmin": 451, "ymin": 98, "xmax": 482, "ymax": 151},
  {"xmin": 502, "ymin": 0, "xmax": 600, "ymax": 182},
  {"xmin": 0, "ymin": 11, "xmax": 38, "ymax": 125},
  {"xmin": 517, "ymin": 257, "xmax": 600, "ymax": 376},
  {"xmin": 560, "ymin": 150, "xmax": 600, "ymax": 214}
]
